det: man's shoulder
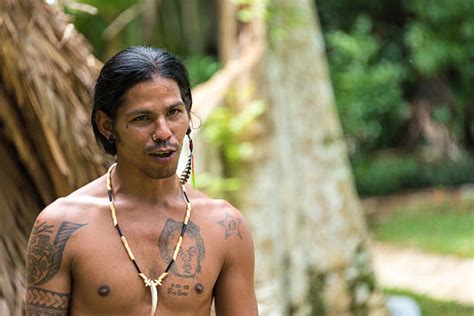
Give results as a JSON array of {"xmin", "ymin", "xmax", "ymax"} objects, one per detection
[
  {"xmin": 36, "ymin": 174, "xmax": 108, "ymax": 224},
  {"xmin": 188, "ymin": 188, "xmax": 253, "ymax": 243},
  {"xmin": 188, "ymin": 188, "xmax": 243, "ymax": 219}
]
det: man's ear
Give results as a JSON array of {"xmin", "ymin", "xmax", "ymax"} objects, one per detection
[{"xmin": 95, "ymin": 110, "xmax": 114, "ymax": 140}]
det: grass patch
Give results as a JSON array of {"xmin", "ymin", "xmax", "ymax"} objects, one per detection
[
  {"xmin": 371, "ymin": 202, "xmax": 474, "ymax": 257},
  {"xmin": 385, "ymin": 288, "xmax": 474, "ymax": 316}
]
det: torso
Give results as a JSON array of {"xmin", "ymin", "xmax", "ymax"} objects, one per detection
[{"xmin": 57, "ymin": 175, "xmax": 233, "ymax": 315}]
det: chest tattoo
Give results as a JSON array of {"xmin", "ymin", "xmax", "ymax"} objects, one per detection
[
  {"xmin": 167, "ymin": 283, "xmax": 190, "ymax": 296},
  {"xmin": 158, "ymin": 218, "xmax": 205, "ymax": 279}
]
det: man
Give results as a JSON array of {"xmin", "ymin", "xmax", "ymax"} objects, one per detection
[{"xmin": 25, "ymin": 46, "xmax": 258, "ymax": 315}]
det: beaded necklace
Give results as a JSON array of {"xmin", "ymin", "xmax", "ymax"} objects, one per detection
[{"xmin": 106, "ymin": 163, "xmax": 192, "ymax": 316}]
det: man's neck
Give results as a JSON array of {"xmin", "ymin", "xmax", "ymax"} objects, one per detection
[{"xmin": 111, "ymin": 162, "xmax": 182, "ymax": 207}]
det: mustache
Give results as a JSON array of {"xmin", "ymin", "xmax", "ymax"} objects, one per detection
[{"xmin": 144, "ymin": 139, "xmax": 179, "ymax": 153}]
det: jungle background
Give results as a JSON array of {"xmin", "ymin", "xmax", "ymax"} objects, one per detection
[{"xmin": 0, "ymin": 0, "xmax": 473, "ymax": 315}]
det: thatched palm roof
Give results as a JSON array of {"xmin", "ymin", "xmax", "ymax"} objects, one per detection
[{"xmin": 0, "ymin": 0, "xmax": 105, "ymax": 313}]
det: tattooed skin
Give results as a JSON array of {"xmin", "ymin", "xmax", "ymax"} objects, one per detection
[
  {"xmin": 158, "ymin": 219, "xmax": 205, "ymax": 278},
  {"xmin": 27, "ymin": 221, "xmax": 86, "ymax": 285},
  {"xmin": 167, "ymin": 283, "xmax": 190, "ymax": 296},
  {"xmin": 25, "ymin": 287, "xmax": 69, "ymax": 316},
  {"xmin": 217, "ymin": 212, "xmax": 243, "ymax": 240}
]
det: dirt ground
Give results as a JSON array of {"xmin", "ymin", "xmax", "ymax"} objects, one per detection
[{"xmin": 372, "ymin": 241, "xmax": 474, "ymax": 305}]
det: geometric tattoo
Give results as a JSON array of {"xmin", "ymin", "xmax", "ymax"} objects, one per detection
[
  {"xmin": 158, "ymin": 218, "xmax": 205, "ymax": 279},
  {"xmin": 217, "ymin": 212, "xmax": 243, "ymax": 240},
  {"xmin": 25, "ymin": 286, "xmax": 69, "ymax": 315},
  {"xmin": 27, "ymin": 221, "xmax": 87, "ymax": 286}
]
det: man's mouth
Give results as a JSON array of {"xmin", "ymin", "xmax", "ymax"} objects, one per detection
[{"xmin": 150, "ymin": 150, "xmax": 174, "ymax": 158}]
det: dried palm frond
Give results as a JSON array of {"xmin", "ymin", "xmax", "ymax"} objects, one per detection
[{"xmin": 0, "ymin": 0, "xmax": 105, "ymax": 314}]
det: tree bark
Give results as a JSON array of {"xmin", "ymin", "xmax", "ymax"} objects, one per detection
[
  {"xmin": 141, "ymin": 0, "xmax": 158, "ymax": 43},
  {"xmin": 241, "ymin": 0, "xmax": 387, "ymax": 314},
  {"xmin": 217, "ymin": 0, "xmax": 238, "ymax": 64},
  {"xmin": 181, "ymin": 0, "xmax": 204, "ymax": 55}
]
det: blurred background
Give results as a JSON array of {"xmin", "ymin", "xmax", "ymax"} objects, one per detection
[{"xmin": 0, "ymin": 0, "xmax": 473, "ymax": 315}]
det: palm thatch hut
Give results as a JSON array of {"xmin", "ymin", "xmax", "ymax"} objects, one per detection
[{"xmin": 0, "ymin": 0, "xmax": 105, "ymax": 314}]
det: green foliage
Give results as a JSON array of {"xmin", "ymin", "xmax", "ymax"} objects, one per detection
[
  {"xmin": 404, "ymin": 0, "xmax": 474, "ymax": 145},
  {"xmin": 232, "ymin": 0, "xmax": 269, "ymax": 22},
  {"xmin": 371, "ymin": 202, "xmax": 474, "ymax": 257},
  {"xmin": 203, "ymin": 100, "xmax": 266, "ymax": 172},
  {"xmin": 405, "ymin": 0, "xmax": 474, "ymax": 79},
  {"xmin": 319, "ymin": 0, "xmax": 474, "ymax": 194},
  {"xmin": 193, "ymin": 174, "xmax": 241, "ymax": 199},
  {"xmin": 185, "ymin": 56, "xmax": 220, "ymax": 87},
  {"xmin": 385, "ymin": 288, "xmax": 474, "ymax": 316},
  {"xmin": 70, "ymin": 0, "xmax": 213, "ymax": 60},
  {"xmin": 326, "ymin": 15, "xmax": 408, "ymax": 152},
  {"xmin": 354, "ymin": 154, "xmax": 474, "ymax": 197},
  {"xmin": 405, "ymin": 22, "xmax": 463, "ymax": 77},
  {"xmin": 319, "ymin": 0, "xmax": 474, "ymax": 161},
  {"xmin": 199, "ymin": 101, "xmax": 266, "ymax": 198}
]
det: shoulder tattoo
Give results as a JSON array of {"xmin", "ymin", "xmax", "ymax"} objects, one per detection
[
  {"xmin": 27, "ymin": 221, "xmax": 87, "ymax": 286},
  {"xmin": 26, "ymin": 286, "xmax": 69, "ymax": 316},
  {"xmin": 217, "ymin": 212, "xmax": 243, "ymax": 240}
]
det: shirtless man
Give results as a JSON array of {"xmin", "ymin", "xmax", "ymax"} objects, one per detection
[{"xmin": 25, "ymin": 46, "xmax": 258, "ymax": 315}]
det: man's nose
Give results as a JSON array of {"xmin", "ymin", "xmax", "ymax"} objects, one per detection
[
  {"xmin": 153, "ymin": 118, "xmax": 172, "ymax": 141},
  {"xmin": 182, "ymin": 254, "xmax": 191, "ymax": 262}
]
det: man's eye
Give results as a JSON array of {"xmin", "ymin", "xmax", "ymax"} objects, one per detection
[
  {"xmin": 133, "ymin": 115, "xmax": 149, "ymax": 121},
  {"xmin": 188, "ymin": 247, "xmax": 197, "ymax": 256},
  {"xmin": 168, "ymin": 108, "xmax": 181, "ymax": 116}
]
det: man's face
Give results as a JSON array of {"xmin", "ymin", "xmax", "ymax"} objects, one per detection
[
  {"xmin": 166, "ymin": 229, "xmax": 201, "ymax": 278},
  {"xmin": 113, "ymin": 77, "xmax": 190, "ymax": 179},
  {"xmin": 158, "ymin": 219, "xmax": 204, "ymax": 279}
]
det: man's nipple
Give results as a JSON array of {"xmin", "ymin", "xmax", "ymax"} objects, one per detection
[
  {"xmin": 98, "ymin": 285, "xmax": 111, "ymax": 297},
  {"xmin": 194, "ymin": 283, "xmax": 204, "ymax": 294}
]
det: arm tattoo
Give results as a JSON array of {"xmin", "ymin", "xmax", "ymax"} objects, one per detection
[
  {"xmin": 158, "ymin": 219, "xmax": 205, "ymax": 279},
  {"xmin": 27, "ymin": 221, "xmax": 86, "ymax": 286},
  {"xmin": 26, "ymin": 287, "xmax": 69, "ymax": 316},
  {"xmin": 217, "ymin": 212, "xmax": 243, "ymax": 240}
]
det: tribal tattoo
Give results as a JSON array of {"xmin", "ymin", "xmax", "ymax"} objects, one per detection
[
  {"xmin": 217, "ymin": 212, "xmax": 243, "ymax": 240},
  {"xmin": 27, "ymin": 221, "xmax": 87, "ymax": 286},
  {"xmin": 158, "ymin": 219, "xmax": 205, "ymax": 278},
  {"xmin": 25, "ymin": 286, "xmax": 69, "ymax": 316}
]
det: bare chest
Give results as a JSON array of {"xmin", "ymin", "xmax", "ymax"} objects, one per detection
[{"xmin": 71, "ymin": 216, "xmax": 221, "ymax": 315}]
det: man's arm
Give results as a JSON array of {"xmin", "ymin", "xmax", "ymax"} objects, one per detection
[
  {"xmin": 213, "ymin": 206, "xmax": 258, "ymax": 315},
  {"xmin": 25, "ymin": 211, "xmax": 86, "ymax": 316}
]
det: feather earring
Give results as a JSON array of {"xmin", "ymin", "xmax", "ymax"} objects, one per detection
[{"xmin": 179, "ymin": 130, "xmax": 195, "ymax": 187}]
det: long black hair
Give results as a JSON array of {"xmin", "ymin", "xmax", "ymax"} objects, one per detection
[{"xmin": 91, "ymin": 46, "xmax": 192, "ymax": 155}]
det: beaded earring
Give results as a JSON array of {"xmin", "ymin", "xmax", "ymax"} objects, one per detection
[{"xmin": 179, "ymin": 129, "xmax": 196, "ymax": 187}]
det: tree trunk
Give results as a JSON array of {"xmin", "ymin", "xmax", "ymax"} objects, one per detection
[
  {"xmin": 0, "ymin": 1, "xmax": 105, "ymax": 314},
  {"xmin": 181, "ymin": 0, "xmax": 204, "ymax": 55},
  {"xmin": 241, "ymin": 0, "xmax": 387, "ymax": 315},
  {"xmin": 140, "ymin": 0, "xmax": 158, "ymax": 43},
  {"xmin": 217, "ymin": 0, "xmax": 238, "ymax": 64}
]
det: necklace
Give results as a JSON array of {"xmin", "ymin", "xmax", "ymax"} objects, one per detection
[{"xmin": 106, "ymin": 163, "xmax": 192, "ymax": 316}]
